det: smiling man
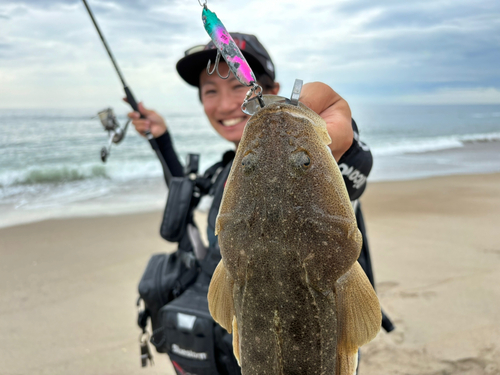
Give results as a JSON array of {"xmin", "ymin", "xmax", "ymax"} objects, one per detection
[
  {"xmin": 129, "ymin": 32, "xmax": 378, "ymax": 375},
  {"xmin": 197, "ymin": 65, "xmax": 277, "ymax": 145}
]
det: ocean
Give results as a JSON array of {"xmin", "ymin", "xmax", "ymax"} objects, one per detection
[{"xmin": 1, "ymin": 104, "xmax": 499, "ymax": 228}]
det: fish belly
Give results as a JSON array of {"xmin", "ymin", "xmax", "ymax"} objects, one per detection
[{"xmin": 234, "ymin": 256, "xmax": 338, "ymax": 375}]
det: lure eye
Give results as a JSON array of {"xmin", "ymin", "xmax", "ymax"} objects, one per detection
[{"xmin": 241, "ymin": 152, "xmax": 257, "ymax": 175}]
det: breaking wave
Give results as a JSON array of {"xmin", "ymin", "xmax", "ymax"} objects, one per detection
[
  {"xmin": 0, "ymin": 165, "xmax": 109, "ymax": 188},
  {"xmin": 19, "ymin": 166, "xmax": 108, "ymax": 185},
  {"xmin": 371, "ymin": 132, "xmax": 500, "ymax": 156}
]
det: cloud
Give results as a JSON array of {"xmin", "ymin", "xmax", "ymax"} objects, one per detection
[
  {"xmin": 0, "ymin": 0, "xmax": 80, "ymax": 10},
  {"xmin": 267, "ymin": 0, "xmax": 500, "ymax": 102},
  {"xmin": 0, "ymin": 0, "xmax": 499, "ymax": 109},
  {"xmin": 398, "ymin": 87, "xmax": 500, "ymax": 105},
  {"xmin": 0, "ymin": 0, "xmax": 183, "ymax": 11}
]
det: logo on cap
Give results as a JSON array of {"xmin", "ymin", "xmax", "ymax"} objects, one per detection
[{"xmin": 266, "ymin": 60, "xmax": 274, "ymax": 73}]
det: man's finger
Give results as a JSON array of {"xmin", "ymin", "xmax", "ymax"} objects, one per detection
[
  {"xmin": 127, "ymin": 111, "xmax": 140, "ymax": 119},
  {"xmin": 299, "ymin": 82, "xmax": 338, "ymax": 115},
  {"xmin": 132, "ymin": 119, "xmax": 151, "ymax": 128}
]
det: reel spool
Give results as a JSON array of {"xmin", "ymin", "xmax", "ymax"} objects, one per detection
[{"xmin": 97, "ymin": 107, "xmax": 130, "ymax": 162}]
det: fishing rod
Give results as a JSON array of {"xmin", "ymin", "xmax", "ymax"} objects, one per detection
[
  {"xmin": 82, "ymin": 0, "xmax": 172, "ymax": 184},
  {"xmin": 82, "ymin": 0, "xmax": 143, "ymax": 125}
]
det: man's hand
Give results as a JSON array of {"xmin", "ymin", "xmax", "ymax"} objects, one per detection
[
  {"xmin": 299, "ymin": 82, "xmax": 353, "ymax": 161},
  {"xmin": 125, "ymin": 100, "xmax": 168, "ymax": 138}
]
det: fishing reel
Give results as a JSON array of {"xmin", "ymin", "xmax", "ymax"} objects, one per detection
[{"xmin": 97, "ymin": 107, "xmax": 130, "ymax": 162}]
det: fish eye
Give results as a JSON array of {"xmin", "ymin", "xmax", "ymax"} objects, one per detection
[
  {"xmin": 291, "ymin": 150, "xmax": 311, "ymax": 171},
  {"xmin": 241, "ymin": 152, "xmax": 257, "ymax": 175}
]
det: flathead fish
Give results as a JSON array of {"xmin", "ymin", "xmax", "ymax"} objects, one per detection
[{"xmin": 208, "ymin": 102, "xmax": 381, "ymax": 375}]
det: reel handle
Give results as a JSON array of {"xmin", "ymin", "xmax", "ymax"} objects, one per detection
[{"xmin": 101, "ymin": 146, "xmax": 109, "ymax": 162}]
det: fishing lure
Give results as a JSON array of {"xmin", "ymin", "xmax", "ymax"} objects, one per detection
[{"xmin": 199, "ymin": 0, "xmax": 264, "ymax": 110}]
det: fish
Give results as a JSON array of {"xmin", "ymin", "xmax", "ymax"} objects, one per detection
[{"xmin": 208, "ymin": 101, "xmax": 381, "ymax": 375}]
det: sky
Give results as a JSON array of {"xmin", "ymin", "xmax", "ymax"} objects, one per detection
[{"xmin": 0, "ymin": 0, "xmax": 499, "ymax": 113}]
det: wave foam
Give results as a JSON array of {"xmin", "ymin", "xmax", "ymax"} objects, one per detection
[
  {"xmin": 372, "ymin": 132, "xmax": 500, "ymax": 156},
  {"xmin": 0, "ymin": 165, "xmax": 108, "ymax": 188},
  {"xmin": 21, "ymin": 166, "xmax": 107, "ymax": 185},
  {"xmin": 0, "ymin": 159, "xmax": 164, "ymax": 189}
]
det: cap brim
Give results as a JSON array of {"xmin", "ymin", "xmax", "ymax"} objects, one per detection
[{"xmin": 176, "ymin": 49, "xmax": 268, "ymax": 88}]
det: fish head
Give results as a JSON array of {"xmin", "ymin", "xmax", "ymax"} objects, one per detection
[{"xmin": 216, "ymin": 102, "xmax": 361, "ymax": 282}]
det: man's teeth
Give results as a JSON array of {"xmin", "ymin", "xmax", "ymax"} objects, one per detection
[{"xmin": 222, "ymin": 118, "xmax": 244, "ymax": 127}]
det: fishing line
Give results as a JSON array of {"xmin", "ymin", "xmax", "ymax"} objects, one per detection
[{"xmin": 81, "ymin": 0, "xmax": 172, "ymax": 185}]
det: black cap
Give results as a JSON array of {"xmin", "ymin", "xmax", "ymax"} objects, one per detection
[{"xmin": 176, "ymin": 32, "xmax": 275, "ymax": 88}]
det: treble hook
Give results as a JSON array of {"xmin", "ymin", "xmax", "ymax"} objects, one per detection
[{"xmin": 206, "ymin": 50, "xmax": 231, "ymax": 79}]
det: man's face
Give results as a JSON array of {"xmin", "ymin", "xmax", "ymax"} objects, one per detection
[{"xmin": 199, "ymin": 62, "xmax": 250, "ymax": 145}]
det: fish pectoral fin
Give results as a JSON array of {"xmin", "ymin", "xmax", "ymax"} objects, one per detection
[
  {"xmin": 335, "ymin": 262, "xmax": 381, "ymax": 375},
  {"xmin": 207, "ymin": 260, "xmax": 235, "ymax": 333},
  {"xmin": 208, "ymin": 261, "xmax": 241, "ymax": 366},
  {"xmin": 336, "ymin": 262, "xmax": 381, "ymax": 346},
  {"xmin": 336, "ymin": 348, "xmax": 358, "ymax": 375},
  {"xmin": 232, "ymin": 316, "xmax": 241, "ymax": 365}
]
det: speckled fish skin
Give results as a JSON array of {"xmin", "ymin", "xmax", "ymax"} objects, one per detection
[{"xmin": 209, "ymin": 102, "xmax": 381, "ymax": 375}]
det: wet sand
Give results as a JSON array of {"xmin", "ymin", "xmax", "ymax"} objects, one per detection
[{"xmin": 1, "ymin": 173, "xmax": 499, "ymax": 374}]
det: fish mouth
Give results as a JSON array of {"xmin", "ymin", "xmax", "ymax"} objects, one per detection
[{"xmin": 220, "ymin": 117, "xmax": 247, "ymax": 127}]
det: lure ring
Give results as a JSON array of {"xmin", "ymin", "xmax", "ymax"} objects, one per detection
[
  {"xmin": 250, "ymin": 83, "xmax": 265, "ymax": 107},
  {"xmin": 252, "ymin": 83, "xmax": 263, "ymax": 96},
  {"xmin": 198, "ymin": 0, "xmax": 207, "ymax": 7}
]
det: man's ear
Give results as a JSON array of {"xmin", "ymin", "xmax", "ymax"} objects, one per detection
[{"xmin": 270, "ymin": 82, "xmax": 280, "ymax": 95}]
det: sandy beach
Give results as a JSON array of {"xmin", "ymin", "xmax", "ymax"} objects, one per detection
[{"xmin": 1, "ymin": 173, "xmax": 499, "ymax": 375}]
